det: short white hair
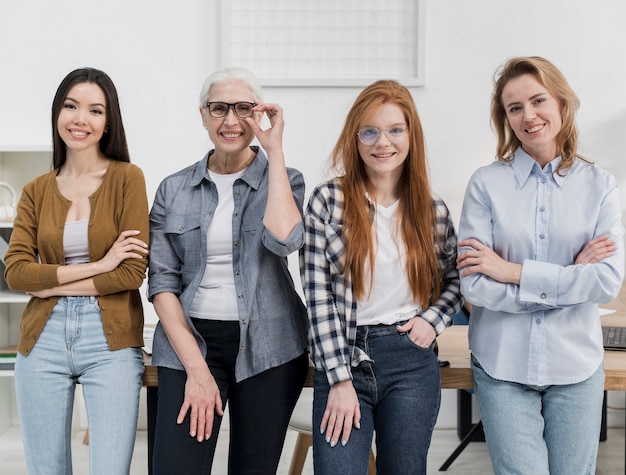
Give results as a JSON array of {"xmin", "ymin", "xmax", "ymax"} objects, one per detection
[{"xmin": 198, "ymin": 67, "xmax": 263, "ymax": 108}]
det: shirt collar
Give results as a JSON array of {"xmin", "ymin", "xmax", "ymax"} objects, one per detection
[
  {"xmin": 511, "ymin": 147, "xmax": 566, "ymax": 188},
  {"xmin": 188, "ymin": 146, "xmax": 267, "ymax": 190}
]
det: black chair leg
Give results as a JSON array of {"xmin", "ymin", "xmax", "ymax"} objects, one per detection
[{"xmin": 439, "ymin": 420, "xmax": 484, "ymax": 471}]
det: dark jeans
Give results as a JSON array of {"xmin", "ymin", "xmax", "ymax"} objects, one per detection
[
  {"xmin": 313, "ymin": 322, "xmax": 441, "ymax": 475},
  {"xmin": 153, "ymin": 319, "xmax": 308, "ymax": 474}
]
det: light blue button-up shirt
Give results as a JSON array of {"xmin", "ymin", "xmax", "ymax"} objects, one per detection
[
  {"xmin": 459, "ymin": 148, "xmax": 624, "ymax": 385},
  {"xmin": 148, "ymin": 148, "xmax": 308, "ymax": 382}
]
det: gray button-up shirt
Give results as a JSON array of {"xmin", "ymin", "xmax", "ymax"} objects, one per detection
[{"xmin": 148, "ymin": 147, "xmax": 308, "ymax": 381}]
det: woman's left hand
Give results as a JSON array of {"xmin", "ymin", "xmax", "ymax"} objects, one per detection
[
  {"xmin": 396, "ymin": 317, "xmax": 436, "ymax": 348},
  {"xmin": 26, "ymin": 288, "xmax": 52, "ymax": 299},
  {"xmin": 575, "ymin": 235, "xmax": 616, "ymax": 264},
  {"xmin": 244, "ymin": 103, "xmax": 284, "ymax": 156},
  {"xmin": 457, "ymin": 238, "xmax": 522, "ymax": 284}
]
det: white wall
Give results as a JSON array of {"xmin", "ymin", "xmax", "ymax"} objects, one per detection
[{"xmin": 1, "ymin": 0, "xmax": 625, "ymax": 429}]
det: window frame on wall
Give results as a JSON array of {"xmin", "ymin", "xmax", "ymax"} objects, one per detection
[{"xmin": 216, "ymin": 0, "xmax": 425, "ymax": 87}]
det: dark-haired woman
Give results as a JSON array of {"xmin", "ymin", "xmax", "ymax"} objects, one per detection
[{"xmin": 5, "ymin": 67, "xmax": 150, "ymax": 474}]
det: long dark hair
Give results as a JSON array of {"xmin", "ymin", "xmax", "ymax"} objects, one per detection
[{"xmin": 51, "ymin": 68, "xmax": 130, "ymax": 169}]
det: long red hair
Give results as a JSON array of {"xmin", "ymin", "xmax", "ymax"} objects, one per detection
[{"xmin": 330, "ymin": 80, "xmax": 439, "ymax": 306}]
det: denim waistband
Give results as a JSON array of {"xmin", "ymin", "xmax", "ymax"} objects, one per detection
[
  {"xmin": 356, "ymin": 319, "xmax": 409, "ymax": 338},
  {"xmin": 61, "ymin": 296, "xmax": 98, "ymax": 304}
]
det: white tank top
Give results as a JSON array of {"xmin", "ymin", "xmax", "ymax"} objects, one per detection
[{"xmin": 64, "ymin": 219, "xmax": 90, "ymax": 265}]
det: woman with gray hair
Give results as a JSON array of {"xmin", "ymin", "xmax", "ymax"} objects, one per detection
[{"xmin": 148, "ymin": 67, "xmax": 308, "ymax": 474}]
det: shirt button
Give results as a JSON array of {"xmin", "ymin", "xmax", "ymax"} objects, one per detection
[
  {"xmin": 179, "ymin": 226, "xmax": 184, "ymax": 232},
  {"xmin": 234, "ymin": 241, "xmax": 239, "ymax": 246},
  {"xmin": 107, "ymin": 330, "xmax": 113, "ymax": 335},
  {"xmin": 239, "ymin": 345, "xmax": 244, "ymax": 351},
  {"xmin": 540, "ymin": 293, "xmax": 547, "ymax": 299},
  {"xmin": 233, "ymin": 212, "xmax": 238, "ymax": 217},
  {"xmin": 242, "ymin": 320, "xmax": 247, "ymax": 325},
  {"xmin": 235, "ymin": 192, "xmax": 240, "ymax": 197},
  {"xmin": 235, "ymin": 270, "xmax": 240, "ymax": 275},
  {"xmin": 539, "ymin": 234, "xmax": 545, "ymax": 240},
  {"xmin": 536, "ymin": 319, "xmax": 542, "ymax": 324},
  {"xmin": 238, "ymin": 294, "xmax": 243, "ymax": 299},
  {"xmin": 539, "ymin": 206, "xmax": 545, "ymax": 212}
]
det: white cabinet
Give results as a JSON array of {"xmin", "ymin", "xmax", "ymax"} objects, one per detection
[{"xmin": 0, "ymin": 147, "xmax": 51, "ymax": 433}]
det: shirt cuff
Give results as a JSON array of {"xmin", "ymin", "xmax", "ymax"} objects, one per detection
[
  {"xmin": 325, "ymin": 364, "xmax": 353, "ymax": 386},
  {"xmin": 263, "ymin": 221, "xmax": 305, "ymax": 256},
  {"xmin": 519, "ymin": 259, "xmax": 559, "ymax": 306},
  {"xmin": 420, "ymin": 308, "xmax": 449, "ymax": 336}
]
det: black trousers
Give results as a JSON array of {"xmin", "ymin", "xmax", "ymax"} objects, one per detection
[{"xmin": 153, "ymin": 319, "xmax": 308, "ymax": 475}]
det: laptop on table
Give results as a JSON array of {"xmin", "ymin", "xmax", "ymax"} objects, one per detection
[{"xmin": 603, "ymin": 326, "xmax": 626, "ymax": 351}]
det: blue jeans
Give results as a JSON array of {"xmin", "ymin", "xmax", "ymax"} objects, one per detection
[
  {"xmin": 14, "ymin": 297, "xmax": 144, "ymax": 475},
  {"xmin": 313, "ymin": 322, "xmax": 441, "ymax": 475},
  {"xmin": 472, "ymin": 355, "xmax": 604, "ymax": 475}
]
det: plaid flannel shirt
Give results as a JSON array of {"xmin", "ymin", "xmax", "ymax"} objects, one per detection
[{"xmin": 301, "ymin": 178, "xmax": 462, "ymax": 386}]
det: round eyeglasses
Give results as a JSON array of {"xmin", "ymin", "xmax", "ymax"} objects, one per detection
[
  {"xmin": 203, "ymin": 101, "xmax": 257, "ymax": 119},
  {"xmin": 356, "ymin": 126, "xmax": 408, "ymax": 145}
]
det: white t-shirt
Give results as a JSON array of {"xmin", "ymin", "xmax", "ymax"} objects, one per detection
[
  {"xmin": 356, "ymin": 200, "xmax": 420, "ymax": 325},
  {"xmin": 188, "ymin": 169, "xmax": 245, "ymax": 321}
]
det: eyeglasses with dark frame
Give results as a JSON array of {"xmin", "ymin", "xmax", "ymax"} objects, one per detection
[
  {"xmin": 203, "ymin": 101, "xmax": 257, "ymax": 119},
  {"xmin": 356, "ymin": 126, "xmax": 408, "ymax": 146}
]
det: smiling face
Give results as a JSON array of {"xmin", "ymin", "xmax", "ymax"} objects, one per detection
[
  {"xmin": 501, "ymin": 73, "xmax": 563, "ymax": 165},
  {"xmin": 200, "ymin": 79, "xmax": 260, "ymax": 160},
  {"xmin": 56, "ymin": 82, "xmax": 107, "ymax": 155},
  {"xmin": 357, "ymin": 102, "xmax": 409, "ymax": 183}
]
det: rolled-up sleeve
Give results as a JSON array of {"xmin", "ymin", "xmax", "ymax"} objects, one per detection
[
  {"xmin": 302, "ymin": 183, "xmax": 354, "ymax": 386},
  {"xmin": 147, "ymin": 181, "xmax": 183, "ymax": 300},
  {"xmin": 420, "ymin": 200, "xmax": 462, "ymax": 334},
  {"xmin": 262, "ymin": 168, "xmax": 305, "ymax": 256}
]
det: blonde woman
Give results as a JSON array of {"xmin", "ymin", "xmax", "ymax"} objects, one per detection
[{"xmin": 458, "ymin": 56, "xmax": 624, "ymax": 474}]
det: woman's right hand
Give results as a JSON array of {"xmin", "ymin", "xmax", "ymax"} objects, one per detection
[
  {"xmin": 98, "ymin": 230, "xmax": 149, "ymax": 272},
  {"xmin": 575, "ymin": 235, "xmax": 616, "ymax": 265},
  {"xmin": 178, "ymin": 366, "xmax": 224, "ymax": 442},
  {"xmin": 321, "ymin": 380, "xmax": 361, "ymax": 447}
]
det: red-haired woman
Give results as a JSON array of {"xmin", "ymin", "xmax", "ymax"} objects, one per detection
[{"xmin": 302, "ymin": 80, "xmax": 462, "ymax": 474}]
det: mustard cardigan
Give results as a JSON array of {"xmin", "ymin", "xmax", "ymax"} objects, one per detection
[{"xmin": 4, "ymin": 161, "xmax": 150, "ymax": 355}]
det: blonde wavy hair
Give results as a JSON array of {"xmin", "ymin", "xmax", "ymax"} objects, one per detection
[{"xmin": 491, "ymin": 56, "xmax": 589, "ymax": 174}]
